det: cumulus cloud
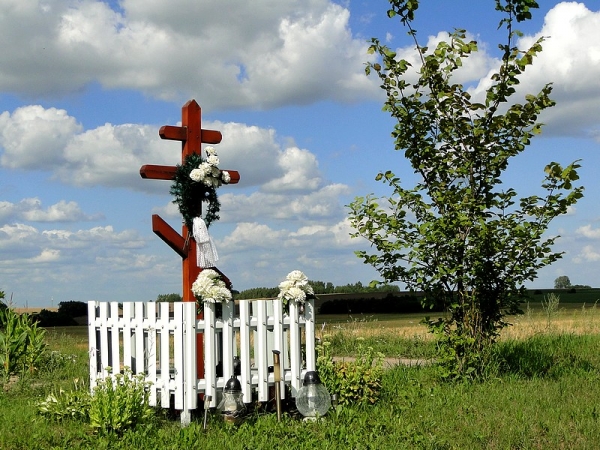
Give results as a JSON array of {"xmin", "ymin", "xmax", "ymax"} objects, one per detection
[
  {"xmin": 0, "ymin": 0, "xmax": 378, "ymax": 109},
  {"xmin": 0, "ymin": 106, "xmax": 82, "ymax": 169},
  {"xmin": 573, "ymin": 244, "xmax": 600, "ymax": 263},
  {"xmin": 0, "ymin": 221, "xmax": 155, "ymax": 284},
  {"xmin": 262, "ymin": 147, "xmax": 322, "ymax": 192},
  {"xmin": 213, "ymin": 183, "xmax": 350, "ymax": 223},
  {"xmin": 0, "ymin": 219, "xmax": 180, "ymax": 303},
  {"xmin": 576, "ymin": 224, "xmax": 600, "ymax": 239},
  {"xmin": 470, "ymin": 2, "xmax": 600, "ymax": 138},
  {"xmin": 0, "ymin": 106, "xmax": 329, "ymax": 195},
  {"xmin": 0, "ymin": 198, "xmax": 101, "ymax": 223}
]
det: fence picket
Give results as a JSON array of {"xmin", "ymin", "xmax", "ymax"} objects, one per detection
[
  {"xmin": 238, "ymin": 301, "xmax": 252, "ymax": 402},
  {"xmin": 158, "ymin": 302, "xmax": 171, "ymax": 407}
]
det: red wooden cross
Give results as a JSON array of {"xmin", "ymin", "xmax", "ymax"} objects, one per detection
[{"xmin": 140, "ymin": 99, "xmax": 240, "ymax": 377}]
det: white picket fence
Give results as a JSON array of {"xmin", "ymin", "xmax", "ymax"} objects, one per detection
[{"xmin": 88, "ymin": 299, "xmax": 315, "ymax": 424}]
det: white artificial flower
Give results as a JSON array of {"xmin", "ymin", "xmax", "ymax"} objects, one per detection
[
  {"xmin": 287, "ymin": 270, "xmax": 308, "ymax": 286},
  {"xmin": 190, "ymin": 168, "xmax": 204, "ymax": 182},
  {"xmin": 200, "ymin": 269, "xmax": 220, "ymax": 280},
  {"xmin": 199, "ymin": 162, "xmax": 212, "ymax": 177},
  {"xmin": 277, "ymin": 270, "xmax": 314, "ymax": 305},
  {"xmin": 205, "ymin": 146, "xmax": 216, "ymax": 156},
  {"xmin": 221, "ymin": 171, "xmax": 231, "ymax": 184},
  {"xmin": 192, "ymin": 269, "xmax": 231, "ymax": 303},
  {"xmin": 206, "ymin": 154, "xmax": 219, "ymax": 166},
  {"xmin": 287, "ymin": 287, "xmax": 306, "ymax": 303},
  {"xmin": 278, "ymin": 279, "xmax": 293, "ymax": 291}
]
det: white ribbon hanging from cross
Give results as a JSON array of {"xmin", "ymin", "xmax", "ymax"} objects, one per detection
[{"xmin": 193, "ymin": 217, "xmax": 218, "ymax": 268}]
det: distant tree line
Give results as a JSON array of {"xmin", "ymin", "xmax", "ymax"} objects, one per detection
[
  {"xmin": 155, "ymin": 293, "xmax": 183, "ymax": 302},
  {"xmin": 32, "ymin": 301, "xmax": 88, "ymax": 327},
  {"xmin": 234, "ymin": 280, "xmax": 400, "ymax": 300}
]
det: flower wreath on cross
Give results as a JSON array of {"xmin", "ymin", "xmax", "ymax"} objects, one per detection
[
  {"xmin": 170, "ymin": 146, "xmax": 231, "ymax": 268},
  {"xmin": 170, "ymin": 146, "xmax": 231, "ymax": 230}
]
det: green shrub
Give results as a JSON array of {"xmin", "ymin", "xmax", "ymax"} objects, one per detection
[
  {"xmin": 316, "ymin": 337, "xmax": 384, "ymax": 405},
  {"xmin": 37, "ymin": 378, "xmax": 90, "ymax": 422},
  {"xmin": 88, "ymin": 367, "xmax": 155, "ymax": 435},
  {"xmin": 37, "ymin": 367, "xmax": 156, "ymax": 435}
]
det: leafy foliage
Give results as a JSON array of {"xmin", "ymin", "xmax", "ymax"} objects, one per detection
[
  {"xmin": 317, "ymin": 337, "xmax": 385, "ymax": 405},
  {"xmin": 31, "ymin": 301, "xmax": 88, "ymax": 327},
  {"xmin": 88, "ymin": 367, "xmax": 155, "ymax": 435},
  {"xmin": 554, "ymin": 275, "xmax": 572, "ymax": 289},
  {"xmin": 0, "ymin": 308, "xmax": 47, "ymax": 381},
  {"xmin": 37, "ymin": 368, "xmax": 155, "ymax": 435},
  {"xmin": 58, "ymin": 301, "xmax": 88, "ymax": 318},
  {"xmin": 155, "ymin": 293, "xmax": 183, "ymax": 302},
  {"xmin": 349, "ymin": 0, "xmax": 583, "ymax": 377},
  {"xmin": 37, "ymin": 378, "xmax": 90, "ymax": 422}
]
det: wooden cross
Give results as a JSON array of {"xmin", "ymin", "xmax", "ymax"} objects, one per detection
[{"xmin": 140, "ymin": 99, "xmax": 240, "ymax": 377}]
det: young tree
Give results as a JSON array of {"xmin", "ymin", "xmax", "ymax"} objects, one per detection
[
  {"xmin": 554, "ymin": 276, "xmax": 571, "ymax": 289},
  {"xmin": 349, "ymin": 0, "xmax": 583, "ymax": 377}
]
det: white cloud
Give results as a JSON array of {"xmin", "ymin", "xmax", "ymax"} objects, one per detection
[
  {"xmin": 0, "ymin": 220, "xmax": 168, "ymax": 302},
  {"xmin": 573, "ymin": 244, "xmax": 600, "ymax": 263},
  {"xmin": 220, "ymin": 222, "xmax": 288, "ymax": 251},
  {"xmin": 0, "ymin": 106, "xmax": 328, "ymax": 193},
  {"xmin": 471, "ymin": 2, "xmax": 600, "ymax": 138},
  {"xmin": 0, "ymin": 0, "xmax": 378, "ymax": 109},
  {"xmin": 29, "ymin": 249, "xmax": 61, "ymax": 264},
  {"xmin": 0, "ymin": 198, "xmax": 100, "ymax": 223},
  {"xmin": 0, "ymin": 106, "xmax": 82, "ymax": 169},
  {"xmin": 212, "ymin": 183, "xmax": 350, "ymax": 223},
  {"xmin": 262, "ymin": 147, "xmax": 322, "ymax": 192},
  {"xmin": 576, "ymin": 224, "xmax": 600, "ymax": 239}
]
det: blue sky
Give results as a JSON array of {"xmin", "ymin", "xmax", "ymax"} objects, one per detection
[{"xmin": 1, "ymin": 1, "xmax": 599, "ymax": 307}]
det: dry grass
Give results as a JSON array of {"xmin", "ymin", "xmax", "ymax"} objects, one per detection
[
  {"xmin": 501, "ymin": 302, "xmax": 600, "ymax": 339},
  {"xmin": 13, "ymin": 307, "xmax": 58, "ymax": 314},
  {"xmin": 317, "ymin": 301, "xmax": 600, "ymax": 343}
]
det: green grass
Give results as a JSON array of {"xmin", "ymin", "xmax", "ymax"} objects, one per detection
[{"xmin": 4, "ymin": 319, "xmax": 600, "ymax": 448}]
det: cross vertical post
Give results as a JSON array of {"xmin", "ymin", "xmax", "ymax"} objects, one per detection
[{"xmin": 140, "ymin": 99, "xmax": 240, "ymax": 381}]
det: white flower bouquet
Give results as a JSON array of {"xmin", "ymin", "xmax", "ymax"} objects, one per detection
[
  {"xmin": 192, "ymin": 269, "xmax": 232, "ymax": 304},
  {"xmin": 277, "ymin": 270, "xmax": 315, "ymax": 306}
]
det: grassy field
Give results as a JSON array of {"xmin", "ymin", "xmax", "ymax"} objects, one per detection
[{"xmin": 3, "ymin": 298, "xmax": 600, "ymax": 449}]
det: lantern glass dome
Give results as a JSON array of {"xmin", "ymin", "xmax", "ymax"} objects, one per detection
[{"xmin": 295, "ymin": 371, "xmax": 331, "ymax": 419}]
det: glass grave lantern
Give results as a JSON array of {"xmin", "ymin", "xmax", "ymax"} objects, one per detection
[
  {"xmin": 295, "ymin": 371, "xmax": 331, "ymax": 420},
  {"xmin": 217, "ymin": 375, "xmax": 246, "ymax": 424}
]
